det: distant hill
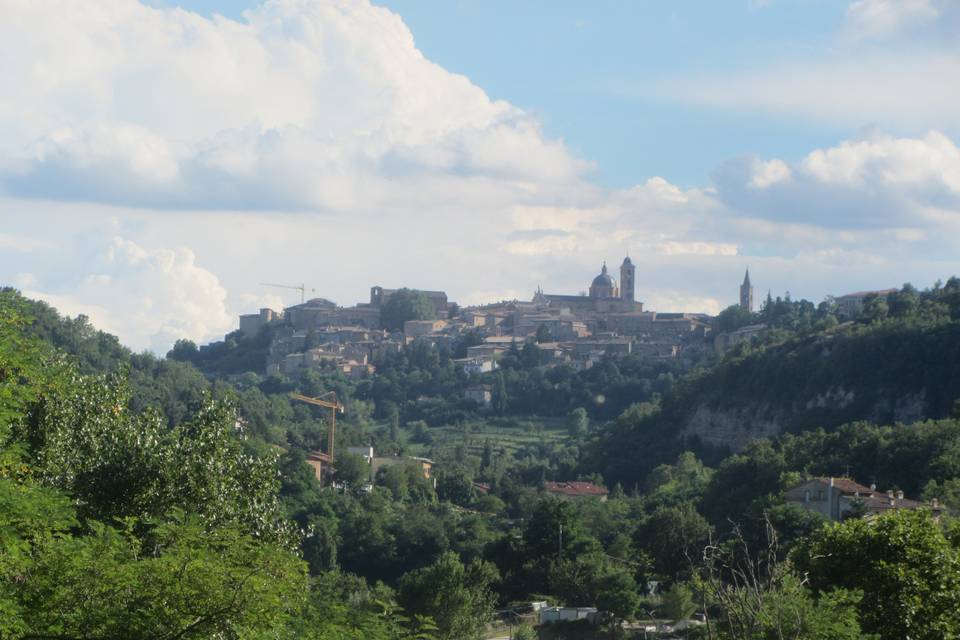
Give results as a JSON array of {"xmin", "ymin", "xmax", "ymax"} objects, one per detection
[
  {"xmin": 589, "ymin": 316, "xmax": 960, "ymax": 488},
  {"xmin": 1, "ymin": 288, "xmax": 211, "ymax": 426}
]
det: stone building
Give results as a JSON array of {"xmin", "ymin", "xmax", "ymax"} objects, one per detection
[
  {"xmin": 532, "ymin": 256, "xmax": 642, "ymax": 315},
  {"xmin": 238, "ymin": 307, "xmax": 281, "ymax": 337},
  {"xmin": 835, "ymin": 288, "xmax": 899, "ymax": 318},
  {"xmin": 370, "ymin": 286, "xmax": 449, "ymax": 318}
]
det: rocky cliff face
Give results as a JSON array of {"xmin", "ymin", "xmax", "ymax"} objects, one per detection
[
  {"xmin": 591, "ymin": 321, "xmax": 960, "ymax": 488},
  {"xmin": 677, "ymin": 388, "xmax": 934, "ymax": 453},
  {"xmin": 668, "ymin": 324, "xmax": 960, "ymax": 452},
  {"xmin": 682, "ymin": 404, "xmax": 781, "ymax": 452}
]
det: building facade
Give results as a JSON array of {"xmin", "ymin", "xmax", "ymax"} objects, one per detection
[{"xmin": 533, "ymin": 256, "xmax": 642, "ymax": 316}]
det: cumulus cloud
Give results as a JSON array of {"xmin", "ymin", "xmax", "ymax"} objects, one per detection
[
  {"xmin": 712, "ymin": 131, "xmax": 960, "ymax": 228},
  {"xmin": 3, "ymin": 0, "xmax": 960, "ymax": 350},
  {"xmin": 0, "ymin": 0, "xmax": 588, "ymax": 210},
  {"xmin": 22, "ymin": 234, "xmax": 234, "ymax": 353}
]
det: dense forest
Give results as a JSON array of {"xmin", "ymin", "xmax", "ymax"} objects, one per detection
[
  {"xmin": 590, "ymin": 278, "xmax": 960, "ymax": 488},
  {"xmin": 5, "ymin": 283, "xmax": 960, "ymax": 638}
]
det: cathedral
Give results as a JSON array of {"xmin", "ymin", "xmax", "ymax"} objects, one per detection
[{"xmin": 533, "ymin": 256, "xmax": 642, "ymax": 314}]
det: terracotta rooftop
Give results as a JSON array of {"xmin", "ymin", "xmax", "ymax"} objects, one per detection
[
  {"xmin": 813, "ymin": 477, "xmax": 875, "ymax": 495},
  {"xmin": 545, "ymin": 481, "xmax": 610, "ymax": 497}
]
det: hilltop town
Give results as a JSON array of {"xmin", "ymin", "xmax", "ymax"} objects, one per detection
[{"xmin": 233, "ymin": 258, "xmax": 895, "ymax": 402}]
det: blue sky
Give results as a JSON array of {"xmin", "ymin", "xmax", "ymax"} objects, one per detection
[
  {"xmin": 1, "ymin": 0, "xmax": 959, "ymax": 351},
  {"xmin": 169, "ymin": 0, "xmax": 855, "ymax": 187}
]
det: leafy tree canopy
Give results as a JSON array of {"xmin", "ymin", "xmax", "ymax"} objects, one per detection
[{"xmin": 381, "ymin": 289, "xmax": 436, "ymax": 332}]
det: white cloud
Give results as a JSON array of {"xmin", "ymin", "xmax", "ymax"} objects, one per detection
[
  {"xmin": 713, "ymin": 131, "xmax": 960, "ymax": 228},
  {"xmin": 506, "ymin": 230, "xmax": 580, "ymax": 256},
  {"xmin": 749, "ymin": 159, "xmax": 791, "ymax": 189},
  {"xmin": 0, "ymin": 0, "xmax": 587, "ymax": 210},
  {"xmin": 643, "ymin": 290, "xmax": 725, "ymax": 316},
  {"xmin": 652, "ymin": 241, "xmax": 739, "ymax": 257},
  {"xmin": 0, "ymin": 234, "xmax": 54, "ymax": 252},
  {"xmin": 23, "ymin": 234, "xmax": 234, "ymax": 353},
  {"xmin": 2, "ymin": 0, "xmax": 960, "ymax": 348},
  {"xmin": 656, "ymin": 51, "xmax": 960, "ymax": 132}
]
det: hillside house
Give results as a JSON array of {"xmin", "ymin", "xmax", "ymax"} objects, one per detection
[
  {"xmin": 835, "ymin": 289, "xmax": 899, "ymax": 317},
  {"xmin": 539, "ymin": 607, "xmax": 599, "ymax": 625},
  {"xmin": 304, "ymin": 450, "xmax": 332, "ymax": 482},
  {"xmin": 785, "ymin": 477, "xmax": 942, "ymax": 521}
]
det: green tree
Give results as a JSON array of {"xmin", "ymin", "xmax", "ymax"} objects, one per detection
[
  {"xmin": 492, "ymin": 372, "xmax": 508, "ymax": 414},
  {"xmin": 547, "ymin": 552, "xmax": 640, "ymax": 620},
  {"xmin": 717, "ymin": 304, "xmax": 755, "ymax": 332},
  {"xmin": 436, "ymin": 467, "xmax": 475, "ymax": 506},
  {"xmin": 377, "ymin": 462, "xmax": 435, "ymax": 503},
  {"xmin": 20, "ymin": 374, "xmax": 295, "ymax": 543},
  {"xmin": 381, "ymin": 289, "xmax": 436, "ymax": 332},
  {"xmin": 700, "ymin": 521, "xmax": 869, "ymax": 640},
  {"xmin": 294, "ymin": 570, "xmax": 438, "ymax": 639},
  {"xmin": 567, "ymin": 407, "xmax": 589, "ymax": 439},
  {"xmin": 659, "ymin": 582, "xmax": 696, "ymax": 621},
  {"xmin": 335, "ymin": 452, "xmax": 372, "ymax": 487},
  {"xmin": 398, "ymin": 551, "xmax": 499, "ymax": 640},
  {"xmin": 512, "ymin": 625, "xmax": 537, "ymax": 640},
  {"xmin": 705, "ymin": 565, "xmax": 868, "ymax": 640},
  {"xmin": 861, "ymin": 294, "xmax": 889, "ymax": 323},
  {"xmin": 889, "ymin": 283, "xmax": 919, "ymax": 319},
  {"xmin": 634, "ymin": 503, "xmax": 711, "ymax": 580},
  {"xmin": 17, "ymin": 514, "xmax": 306, "ymax": 639},
  {"xmin": 794, "ymin": 508, "xmax": 960, "ymax": 640}
]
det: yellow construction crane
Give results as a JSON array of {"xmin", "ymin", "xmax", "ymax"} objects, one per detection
[
  {"xmin": 260, "ymin": 282, "xmax": 315, "ymax": 304},
  {"xmin": 289, "ymin": 392, "xmax": 344, "ymax": 466}
]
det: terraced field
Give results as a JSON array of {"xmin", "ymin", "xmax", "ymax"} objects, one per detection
[{"xmin": 412, "ymin": 418, "xmax": 572, "ymax": 460}]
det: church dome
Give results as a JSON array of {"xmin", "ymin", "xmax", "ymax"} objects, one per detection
[
  {"xmin": 588, "ymin": 262, "xmax": 619, "ymax": 299},
  {"xmin": 592, "ymin": 272, "xmax": 614, "ymax": 287},
  {"xmin": 592, "ymin": 262, "xmax": 614, "ymax": 287}
]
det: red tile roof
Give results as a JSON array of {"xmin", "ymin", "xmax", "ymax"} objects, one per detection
[{"xmin": 813, "ymin": 477, "xmax": 875, "ymax": 495}]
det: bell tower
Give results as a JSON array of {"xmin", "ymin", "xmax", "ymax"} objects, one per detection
[
  {"xmin": 740, "ymin": 269, "xmax": 754, "ymax": 312},
  {"xmin": 620, "ymin": 256, "xmax": 635, "ymax": 303}
]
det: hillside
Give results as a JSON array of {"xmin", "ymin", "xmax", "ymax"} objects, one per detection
[
  {"xmin": 590, "ymin": 314, "xmax": 960, "ymax": 488},
  {"xmin": 680, "ymin": 321, "xmax": 960, "ymax": 446}
]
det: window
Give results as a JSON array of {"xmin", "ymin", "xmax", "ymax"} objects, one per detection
[
  {"xmin": 817, "ymin": 490, "xmax": 825, "ymax": 501},
  {"xmin": 804, "ymin": 490, "xmax": 810, "ymax": 502}
]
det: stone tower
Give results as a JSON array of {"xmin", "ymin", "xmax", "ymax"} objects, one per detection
[
  {"xmin": 620, "ymin": 256, "xmax": 635, "ymax": 302},
  {"xmin": 740, "ymin": 269, "xmax": 754, "ymax": 312}
]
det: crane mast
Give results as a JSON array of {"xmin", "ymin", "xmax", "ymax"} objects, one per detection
[
  {"xmin": 260, "ymin": 282, "xmax": 314, "ymax": 304},
  {"xmin": 289, "ymin": 392, "xmax": 344, "ymax": 468}
]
